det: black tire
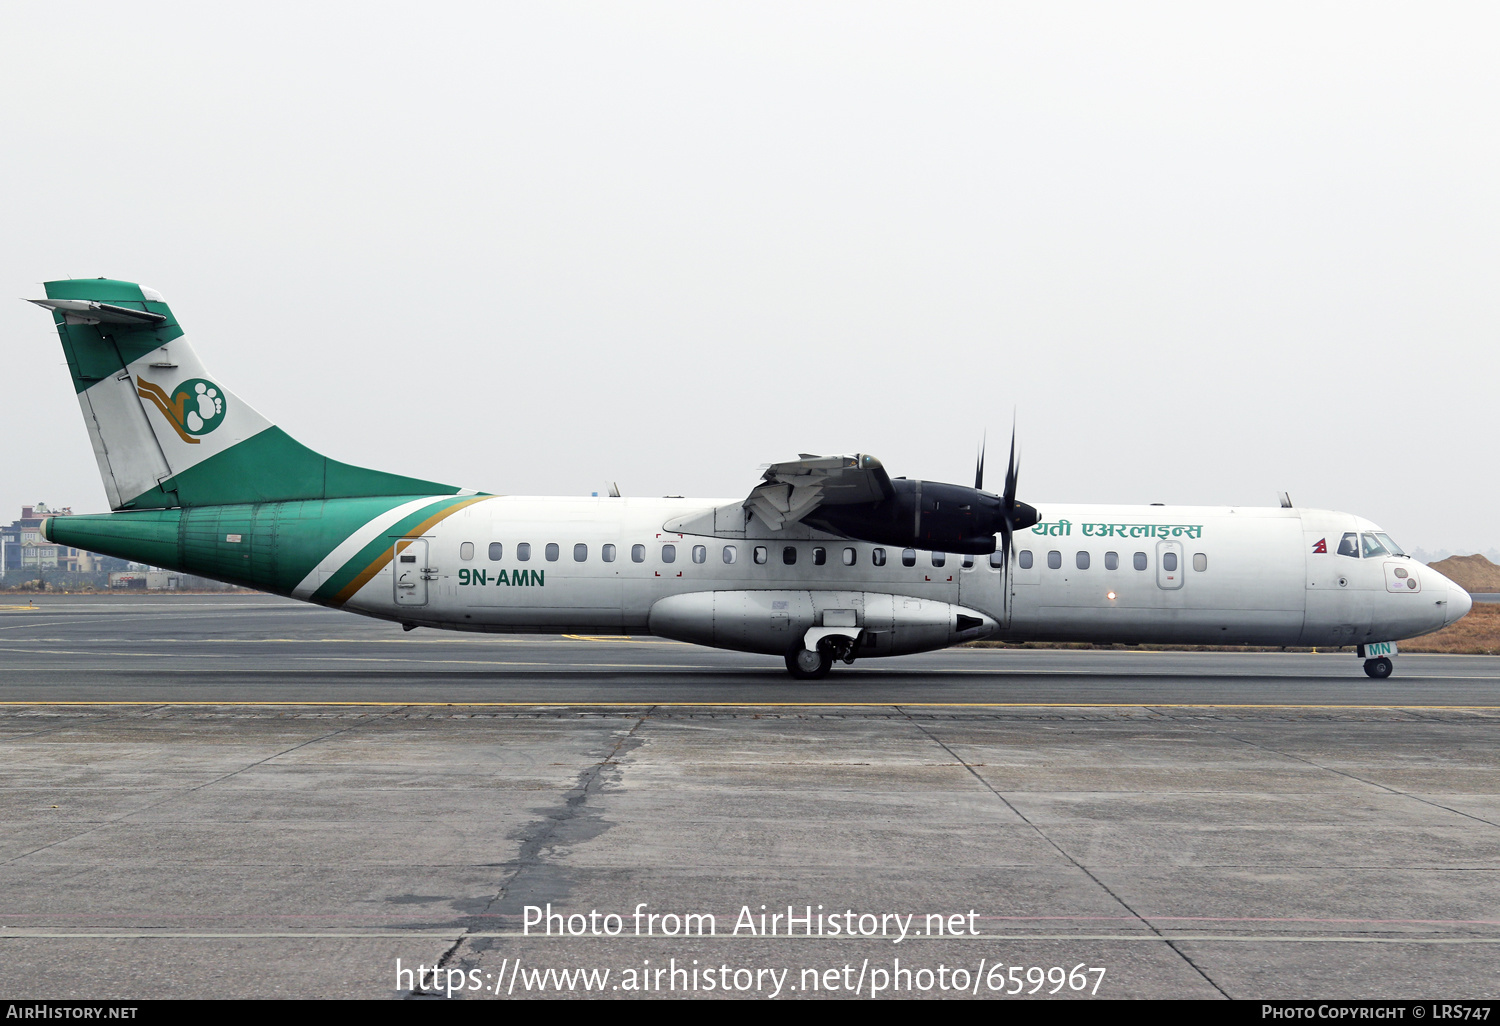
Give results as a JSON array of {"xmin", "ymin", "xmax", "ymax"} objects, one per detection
[
  {"xmin": 1363, "ymin": 657, "xmax": 1393, "ymax": 679},
  {"xmin": 785, "ymin": 644, "xmax": 833, "ymax": 680}
]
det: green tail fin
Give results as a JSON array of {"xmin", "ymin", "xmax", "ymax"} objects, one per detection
[{"xmin": 31, "ymin": 278, "xmax": 462, "ymax": 510}]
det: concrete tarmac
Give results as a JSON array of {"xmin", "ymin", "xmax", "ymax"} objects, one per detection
[{"xmin": 2, "ymin": 594, "xmax": 1498, "ymax": 999}]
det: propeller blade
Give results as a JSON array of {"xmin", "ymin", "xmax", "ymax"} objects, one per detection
[
  {"xmin": 1002, "ymin": 419, "xmax": 1019, "ymax": 514},
  {"xmin": 974, "ymin": 432, "xmax": 987, "ymax": 491},
  {"xmin": 997, "ymin": 415, "xmax": 1030, "ymax": 565}
]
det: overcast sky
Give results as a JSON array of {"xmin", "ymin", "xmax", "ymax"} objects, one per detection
[{"xmin": 3, "ymin": 2, "xmax": 1496, "ymax": 553}]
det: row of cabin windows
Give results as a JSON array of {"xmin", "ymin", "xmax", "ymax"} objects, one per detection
[
  {"xmin": 1018, "ymin": 549, "xmax": 1208, "ymax": 572},
  {"xmin": 454, "ymin": 541, "xmax": 1209, "ymax": 573},
  {"xmin": 454, "ymin": 542, "xmax": 1007, "ymax": 568}
]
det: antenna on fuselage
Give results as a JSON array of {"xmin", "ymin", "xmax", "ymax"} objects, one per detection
[
  {"xmin": 608, "ymin": 482, "xmax": 621, "ymax": 498},
  {"xmin": 1279, "ymin": 491, "xmax": 1293, "ymax": 509}
]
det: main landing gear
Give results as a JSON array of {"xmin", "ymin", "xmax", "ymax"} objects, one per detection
[
  {"xmin": 785, "ymin": 635, "xmax": 860, "ymax": 679},
  {"xmin": 785, "ymin": 645, "xmax": 833, "ymax": 680},
  {"xmin": 1363, "ymin": 656, "xmax": 1393, "ymax": 679}
]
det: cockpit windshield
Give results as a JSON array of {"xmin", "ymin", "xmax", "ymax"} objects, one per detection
[
  {"xmin": 1375, "ymin": 533, "xmax": 1405, "ymax": 557},
  {"xmin": 1361, "ymin": 533, "xmax": 1389, "ymax": 558}
]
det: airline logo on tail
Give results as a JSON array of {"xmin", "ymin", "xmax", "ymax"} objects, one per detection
[{"xmin": 137, "ymin": 376, "xmax": 227, "ymax": 444}]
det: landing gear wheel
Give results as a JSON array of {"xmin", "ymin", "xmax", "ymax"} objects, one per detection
[
  {"xmin": 785, "ymin": 644, "xmax": 833, "ymax": 680},
  {"xmin": 1364, "ymin": 656, "xmax": 1393, "ymax": 679}
]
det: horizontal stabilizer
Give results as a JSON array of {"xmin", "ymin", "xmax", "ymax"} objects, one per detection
[{"xmin": 29, "ymin": 298, "xmax": 167, "ymax": 326}]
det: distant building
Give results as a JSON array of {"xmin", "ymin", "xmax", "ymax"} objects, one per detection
[
  {"xmin": 108, "ymin": 571, "xmax": 182, "ymax": 590},
  {"xmin": 0, "ymin": 503, "xmax": 105, "ymax": 575}
]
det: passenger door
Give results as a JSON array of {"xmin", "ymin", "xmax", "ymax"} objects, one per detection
[{"xmin": 394, "ymin": 538, "xmax": 429, "ymax": 606}]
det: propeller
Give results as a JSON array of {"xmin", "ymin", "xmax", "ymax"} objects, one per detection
[
  {"xmin": 998, "ymin": 424, "xmax": 1020, "ymax": 568},
  {"xmin": 974, "ymin": 431, "xmax": 986, "ymax": 491},
  {"xmin": 989, "ymin": 415, "xmax": 1037, "ymax": 567}
]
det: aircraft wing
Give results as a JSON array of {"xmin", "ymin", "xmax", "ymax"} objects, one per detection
[{"xmin": 743, "ymin": 454, "xmax": 894, "ymax": 530}]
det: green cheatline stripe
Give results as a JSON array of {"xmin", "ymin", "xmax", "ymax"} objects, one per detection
[{"xmin": 311, "ymin": 495, "xmax": 489, "ymax": 606}]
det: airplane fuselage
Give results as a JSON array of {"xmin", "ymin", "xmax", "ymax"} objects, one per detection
[{"xmin": 54, "ymin": 494, "xmax": 1466, "ymax": 658}]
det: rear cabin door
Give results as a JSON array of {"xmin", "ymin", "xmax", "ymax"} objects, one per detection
[{"xmin": 394, "ymin": 538, "xmax": 429, "ymax": 606}]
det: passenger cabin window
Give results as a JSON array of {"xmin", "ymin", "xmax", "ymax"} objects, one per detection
[
  {"xmin": 459, "ymin": 542, "xmax": 474, "ymax": 561},
  {"xmin": 662, "ymin": 544, "xmax": 676, "ymax": 563},
  {"xmin": 1163, "ymin": 552, "xmax": 1178, "ymax": 571},
  {"xmin": 1133, "ymin": 551, "xmax": 1147, "ymax": 571},
  {"xmin": 1076, "ymin": 551, "xmax": 1090, "ymax": 570},
  {"xmin": 517, "ymin": 542, "xmax": 532, "ymax": 561},
  {"xmin": 1047, "ymin": 550, "xmax": 1061, "ymax": 570},
  {"xmin": 872, "ymin": 548, "xmax": 887, "ymax": 567},
  {"xmin": 692, "ymin": 544, "xmax": 707, "ymax": 564},
  {"xmin": 602, "ymin": 544, "xmax": 616, "ymax": 563},
  {"xmin": 1018, "ymin": 550, "xmax": 1033, "ymax": 569},
  {"xmin": 753, "ymin": 546, "xmax": 768, "ymax": 565},
  {"xmin": 931, "ymin": 552, "xmax": 945, "ymax": 567},
  {"xmin": 1105, "ymin": 551, "xmax": 1118, "ymax": 570},
  {"xmin": 723, "ymin": 545, "xmax": 737, "ymax": 564},
  {"xmin": 631, "ymin": 544, "xmax": 645, "ymax": 563},
  {"xmin": 962, "ymin": 555, "xmax": 974, "ymax": 569},
  {"xmin": 1193, "ymin": 552, "xmax": 1207, "ymax": 572},
  {"xmin": 545, "ymin": 543, "xmax": 560, "ymax": 561},
  {"xmin": 782, "ymin": 546, "xmax": 797, "ymax": 565},
  {"xmin": 488, "ymin": 542, "xmax": 503, "ymax": 561},
  {"xmin": 989, "ymin": 552, "xmax": 1003, "ymax": 569},
  {"xmin": 843, "ymin": 547, "xmax": 856, "ymax": 566},
  {"xmin": 1361, "ymin": 533, "xmax": 1389, "ymax": 559},
  {"xmin": 1337, "ymin": 532, "xmax": 1360, "ymax": 558},
  {"xmin": 812, "ymin": 547, "xmax": 826, "ymax": 566},
  {"xmin": 901, "ymin": 548, "xmax": 916, "ymax": 567},
  {"xmin": 574, "ymin": 543, "xmax": 588, "ymax": 562}
]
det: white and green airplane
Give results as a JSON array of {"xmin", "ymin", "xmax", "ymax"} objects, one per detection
[{"xmin": 32, "ymin": 279, "xmax": 1472, "ymax": 679}]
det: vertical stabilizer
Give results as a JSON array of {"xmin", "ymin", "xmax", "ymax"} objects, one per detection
[{"xmin": 31, "ymin": 278, "xmax": 460, "ymax": 509}]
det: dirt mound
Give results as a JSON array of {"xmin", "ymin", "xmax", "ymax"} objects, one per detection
[
  {"xmin": 1427, "ymin": 554, "xmax": 1500, "ymax": 594},
  {"xmin": 1402, "ymin": 602, "xmax": 1500, "ymax": 655}
]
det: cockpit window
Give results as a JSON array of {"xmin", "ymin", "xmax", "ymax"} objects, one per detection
[
  {"xmin": 1375, "ymin": 533, "xmax": 1405, "ymax": 556},
  {"xmin": 1336, "ymin": 533, "xmax": 1359, "ymax": 558},
  {"xmin": 1361, "ymin": 533, "xmax": 1389, "ymax": 559}
]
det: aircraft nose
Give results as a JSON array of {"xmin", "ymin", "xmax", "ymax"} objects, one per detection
[{"xmin": 1446, "ymin": 583, "xmax": 1473, "ymax": 626}]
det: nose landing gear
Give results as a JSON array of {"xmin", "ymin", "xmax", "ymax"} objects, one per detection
[{"xmin": 1363, "ymin": 656, "xmax": 1393, "ymax": 679}]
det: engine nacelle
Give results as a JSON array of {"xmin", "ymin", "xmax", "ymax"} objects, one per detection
[
  {"xmin": 648, "ymin": 589, "xmax": 997, "ymax": 658},
  {"xmin": 804, "ymin": 479, "xmax": 1038, "ymax": 555}
]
